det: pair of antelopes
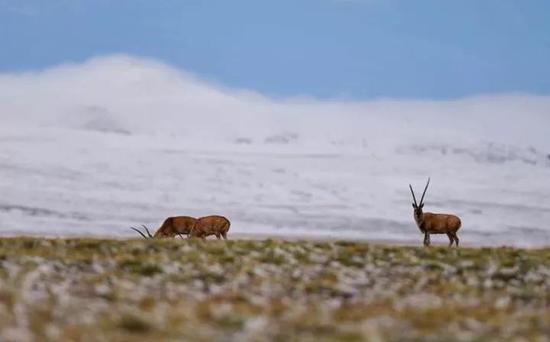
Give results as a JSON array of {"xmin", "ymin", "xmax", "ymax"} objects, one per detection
[
  {"xmin": 133, "ymin": 178, "xmax": 461, "ymax": 247},
  {"xmin": 131, "ymin": 215, "xmax": 230, "ymax": 240}
]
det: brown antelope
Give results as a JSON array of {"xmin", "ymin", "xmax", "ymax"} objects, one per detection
[
  {"xmin": 131, "ymin": 216, "xmax": 197, "ymax": 239},
  {"xmin": 409, "ymin": 178, "xmax": 462, "ymax": 247},
  {"xmin": 189, "ymin": 215, "xmax": 231, "ymax": 240}
]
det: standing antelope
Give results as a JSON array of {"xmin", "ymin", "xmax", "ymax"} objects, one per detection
[
  {"xmin": 131, "ymin": 216, "xmax": 197, "ymax": 239},
  {"xmin": 189, "ymin": 215, "xmax": 231, "ymax": 240},
  {"xmin": 409, "ymin": 178, "xmax": 462, "ymax": 247}
]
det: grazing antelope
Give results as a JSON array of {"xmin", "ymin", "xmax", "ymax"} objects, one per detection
[
  {"xmin": 189, "ymin": 215, "xmax": 231, "ymax": 240},
  {"xmin": 131, "ymin": 216, "xmax": 197, "ymax": 239},
  {"xmin": 409, "ymin": 178, "xmax": 462, "ymax": 247}
]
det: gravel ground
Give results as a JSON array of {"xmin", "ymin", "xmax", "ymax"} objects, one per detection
[{"xmin": 0, "ymin": 237, "xmax": 548, "ymax": 341}]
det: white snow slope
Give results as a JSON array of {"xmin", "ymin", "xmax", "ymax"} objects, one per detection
[{"xmin": 1, "ymin": 55, "xmax": 549, "ymax": 246}]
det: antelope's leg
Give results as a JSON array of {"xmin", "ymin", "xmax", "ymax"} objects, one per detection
[
  {"xmin": 215, "ymin": 233, "xmax": 221, "ymax": 240},
  {"xmin": 222, "ymin": 232, "xmax": 227, "ymax": 240},
  {"xmin": 453, "ymin": 232, "xmax": 459, "ymax": 247},
  {"xmin": 423, "ymin": 233, "xmax": 430, "ymax": 247},
  {"xmin": 447, "ymin": 233, "xmax": 454, "ymax": 247}
]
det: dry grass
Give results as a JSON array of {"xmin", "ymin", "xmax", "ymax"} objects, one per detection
[{"xmin": 0, "ymin": 237, "xmax": 548, "ymax": 341}]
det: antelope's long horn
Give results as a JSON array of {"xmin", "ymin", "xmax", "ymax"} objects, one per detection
[
  {"xmin": 131, "ymin": 227, "xmax": 149, "ymax": 239},
  {"xmin": 419, "ymin": 177, "xmax": 431, "ymax": 206},
  {"xmin": 409, "ymin": 184, "xmax": 418, "ymax": 206},
  {"xmin": 142, "ymin": 224, "xmax": 153, "ymax": 238}
]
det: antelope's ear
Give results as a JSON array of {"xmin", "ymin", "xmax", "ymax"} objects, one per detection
[
  {"xmin": 412, "ymin": 203, "xmax": 416, "ymax": 209},
  {"xmin": 419, "ymin": 203, "xmax": 424, "ymax": 209}
]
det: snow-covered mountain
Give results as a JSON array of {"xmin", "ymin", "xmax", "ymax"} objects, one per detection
[{"xmin": 1, "ymin": 55, "xmax": 549, "ymax": 246}]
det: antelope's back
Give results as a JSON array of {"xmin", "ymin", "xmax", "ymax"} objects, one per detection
[
  {"xmin": 424, "ymin": 212, "xmax": 462, "ymax": 233},
  {"xmin": 195, "ymin": 215, "xmax": 231, "ymax": 233},
  {"xmin": 171, "ymin": 216, "xmax": 197, "ymax": 232},
  {"xmin": 155, "ymin": 216, "xmax": 197, "ymax": 237}
]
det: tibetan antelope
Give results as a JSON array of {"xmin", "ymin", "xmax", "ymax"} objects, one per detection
[
  {"xmin": 409, "ymin": 178, "xmax": 462, "ymax": 247},
  {"xmin": 131, "ymin": 216, "xmax": 197, "ymax": 239},
  {"xmin": 189, "ymin": 215, "xmax": 231, "ymax": 240}
]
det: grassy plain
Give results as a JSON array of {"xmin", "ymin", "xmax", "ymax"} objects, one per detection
[{"xmin": 0, "ymin": 237, "xmax": 548, "ymax": 341}]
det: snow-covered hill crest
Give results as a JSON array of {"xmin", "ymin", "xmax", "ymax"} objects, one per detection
[{"xmin": 2, "ymin": 55, "xmax": 549, "ymax": 150}]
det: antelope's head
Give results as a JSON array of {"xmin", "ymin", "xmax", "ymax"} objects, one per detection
[
  {"xmin": 409, "ymin": 178, "xmax": 430, "ymax": 221},
  {"xmin": 131, "ymin": 225, "xmax": 154, "ymax": 239}
]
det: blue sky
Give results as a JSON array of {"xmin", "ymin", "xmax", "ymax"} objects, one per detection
[{"xmin": 1, "ymin": 0, "xmax": 549, "ymax": 100}]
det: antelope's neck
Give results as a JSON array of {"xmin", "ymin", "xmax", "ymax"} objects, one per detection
[{"xmin": 414, "ymin": 213, "xmax": 425, "ymax": 231}]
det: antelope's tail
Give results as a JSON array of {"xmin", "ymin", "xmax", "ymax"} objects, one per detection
[
  {"xmin": 455, "ymin": 217, "xmax": 462, "ymax": 231},
  {"xmin": 224, "ymin": 219, "xmax": 231, "ymax": 233}
]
